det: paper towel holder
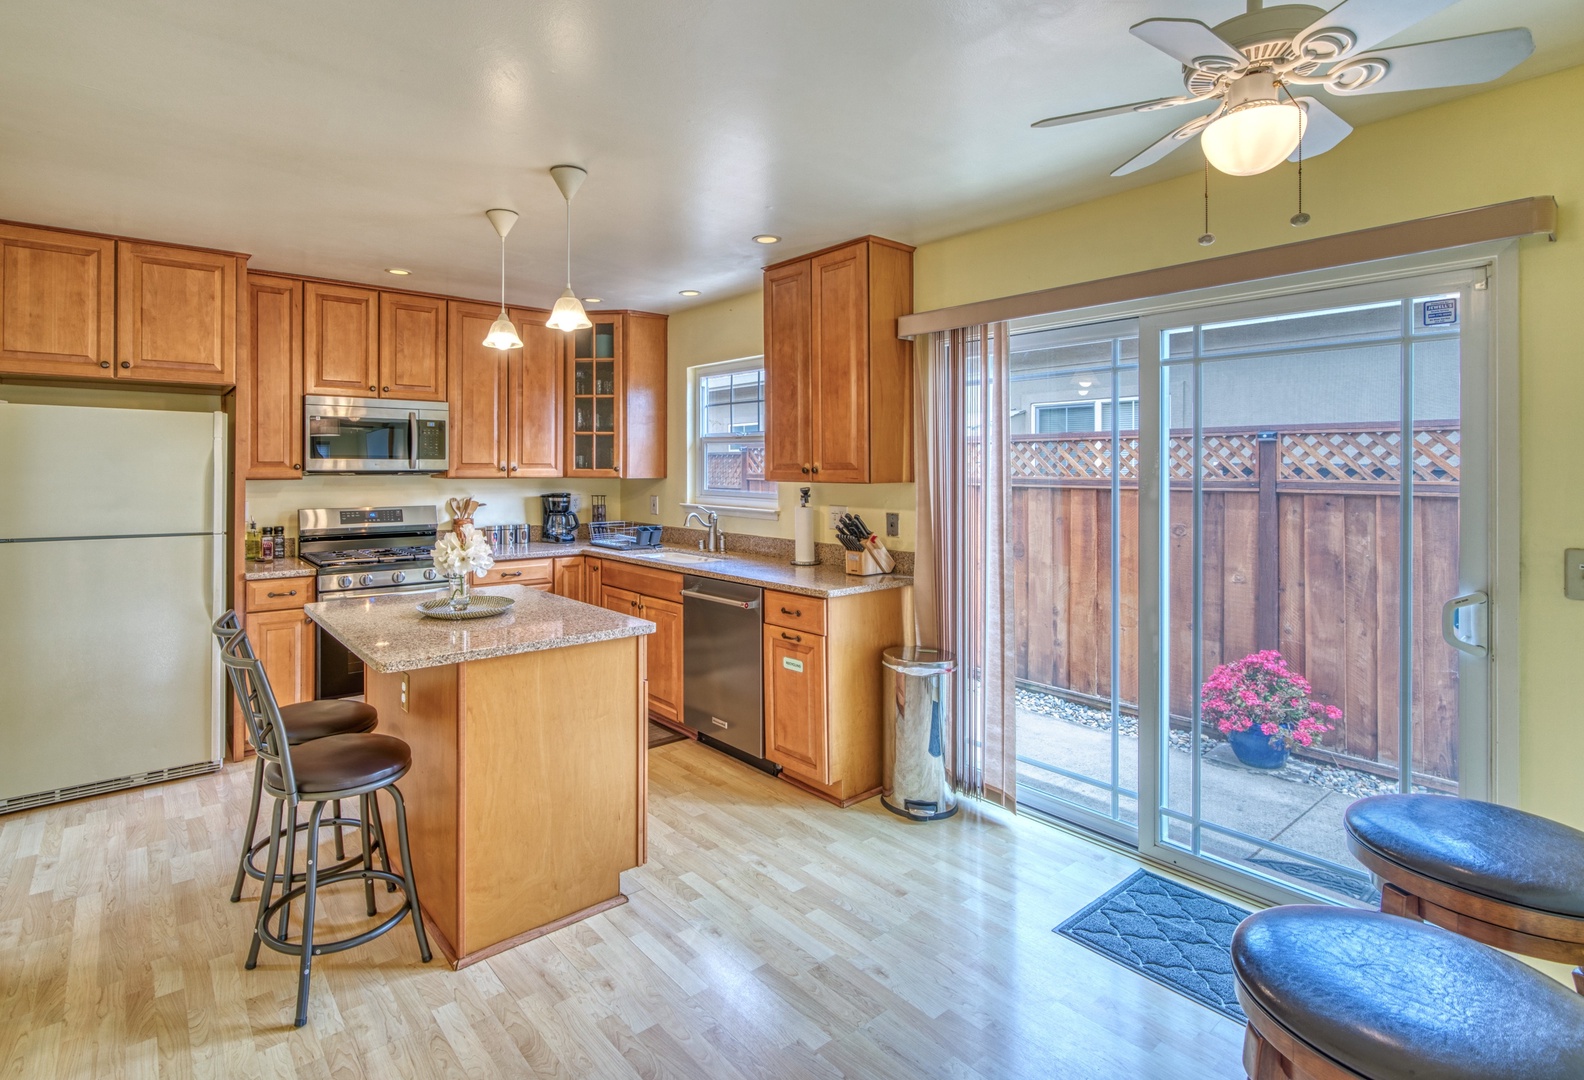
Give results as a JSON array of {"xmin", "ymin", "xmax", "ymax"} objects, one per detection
[{"xmin": 792, "ymin": 486, "xmax": 820, "ymax": 566}]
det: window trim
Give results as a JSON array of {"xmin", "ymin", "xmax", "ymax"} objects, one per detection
[
  {"xmin": 1030, "ymin": 396, "xmax": 1140, "ymax": 434},
  {"xmin": 689, "ymin": 355, "xmax": 779, "ymax": 511}
]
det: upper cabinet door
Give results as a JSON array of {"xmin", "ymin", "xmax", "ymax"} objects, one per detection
[
  {"xmin": 446, "ymin": 301, "xmax": 510, "ymax": 479},
  {"xmin": 762, "ymin": 259, "xmax": 812, "ymax": 482},
  {"xmin": 620, "ymin": 312, "xmax": 667, "ymax": 480},
  {"xmin": 565, "ymin": 318, "xmax": 624, "ymax": 476},
  {"xmin": 116, "ymin": 242, "xmax": 238, "ymax": 385},
  {"xmin": 0, "ymin": 224, "xmax": 116, "ymax": 378},
  {"xmin": 809, "ymin": 243, "xmax": 869, "ymax": 483},
  {"xmin": 304, "ymin": 282, "xmax": 378, "ymax": 396},
  {"xmin": 510, "ymin": 309, "xmax": 563, "ymax": 477},
  {"xmin": 246, "ymin": 275, "xmax": 304, "ymax": 479},
  {"xmin": 379, "ymin": 292, "xmax": 446, "ymax": 400}
]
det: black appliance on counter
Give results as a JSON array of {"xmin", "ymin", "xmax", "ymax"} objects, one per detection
[{"xmin": 542, "ymin": 492, "xmax": 579, "ymax": 543}]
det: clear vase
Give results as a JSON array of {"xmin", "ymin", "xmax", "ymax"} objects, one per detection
[{"xmin": 447, "ymin": 574, "xmax": 472, "ymax": 611}]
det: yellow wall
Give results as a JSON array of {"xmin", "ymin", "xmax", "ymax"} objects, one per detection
[{"xmin": 622, "ymin": 289, "xmax": 918, "ymax": 550}]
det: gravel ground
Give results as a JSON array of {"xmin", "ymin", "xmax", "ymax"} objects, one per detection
[{"xmin": 1016, "ymin": 688, "xmax": 1431, "ymax": 800}]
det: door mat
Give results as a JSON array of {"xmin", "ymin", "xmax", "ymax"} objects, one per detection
[
  {"xmin": 1056, "ymin": 869, "xmax": 1250, "ymax": 1021},
  {"xmin": 1247, "ymin": 856, "xmax": 1381, "ymax": 905},
  {"xmin": 648, "ymin": 722, "xmax": 687, "ymax": 748}
]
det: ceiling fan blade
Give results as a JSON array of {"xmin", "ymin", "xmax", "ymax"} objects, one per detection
[
  {"xmin": 1032, "ymin": 95, "xmax": 1202, "ymax": 129},
  {"xmin": 1130, "ymin": 19, "xmax": 1245, "ymax": 73},
  {"xmin": 1294, "ymin": 0, "xmax": 1459, "ymax": 63},
  {"xmin": 1324, "ymin": 28, "xmax": 1535, "ymax": 95},
  {"xmin": 1111, "ymin": 109, "xmax": 1221, "ymax": 177},
  {"xmin": 1288, "ymin": 98, "xmax": 1354, "ymax": 160}
]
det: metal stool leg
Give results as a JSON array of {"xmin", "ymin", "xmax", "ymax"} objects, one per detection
[
  {"xmin": 388, "ymin": 785, "xmax": 432, "ymax": 962},
  {"xmin": 231, "ymin": 755, "xmax": 265, "ymax": 903},
  {"xmin": 359, "ymin": 792, "xmax": 377, "ymax": 917},
  {"xmin": 277, "ymin": 800, "xmax": 298, "ymax": 942},
  {"xmin": 369, "ymin": 791, "xmax": 396, "ymax": 892},
  {"xmin": 332, "ymin": 798, "xmax": 345, "ymax": 860},
  {"xmin": 247, "ymin": 797, "xmax": 283, "ymax": 971},
  {"xmin": 294, "ymin": 800, "xmax": 327, "ymax": 1028}
]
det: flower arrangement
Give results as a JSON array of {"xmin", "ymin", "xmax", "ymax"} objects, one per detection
[
  {"xmin": 433, "ymin": 523, "xmax": 495, "ymax": 580},
  {"xmin": 1200, "ymin": 649, "xmax": 1339, "ymax": 752}
]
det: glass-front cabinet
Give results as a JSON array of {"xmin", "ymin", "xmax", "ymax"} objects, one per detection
[{"xmin": 567, "ymin": 318, "xmax": 623, "ymax": 476}]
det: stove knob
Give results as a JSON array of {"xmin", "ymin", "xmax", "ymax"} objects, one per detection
[
  {"xmin": 359, "ymin": 573, "xmax": 376, "ymax": 587},
  {"xmin": 423, "ymin": 568, "xmax": 438, "ymax": 581},
  {"xmin": 337, "ymin": 575, "xmax": 353, "ymax": 589},
  {"xmin": 391, "ymin": 571, "xmax": 407, "ymax": 584}
]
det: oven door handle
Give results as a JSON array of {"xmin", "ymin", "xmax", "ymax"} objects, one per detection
[{"xmin": 408, "ymin": 412, "xmax": 419, "ymax": 470}]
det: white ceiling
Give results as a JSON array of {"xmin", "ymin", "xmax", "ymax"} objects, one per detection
[{"xmin": 1, "ymin": 1, "xmax": 1579, "ymax": 314}]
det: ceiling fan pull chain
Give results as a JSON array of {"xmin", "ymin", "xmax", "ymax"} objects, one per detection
[
  {"xmin": 1198, "ymin": 160, "xmax": 1215, "ymax": 246},
  {"xmin": 1284, "ymin": 84, "xmax": 1311, "ymax": 228}
]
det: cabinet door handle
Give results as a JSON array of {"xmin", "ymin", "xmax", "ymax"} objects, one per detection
[
  {"xmin": 120, "ymin": 361, "xmax": 131, "ymax": 369},
  {"xmin": 811, "ymin": 464, "xmax": 820, "ymax": 474},
  {"xmin": 99, "ymin": 361, "xmax": 110, "ymax": 369},
  {"xmin": 510, "ymin": 463, "xmax": 518, "ymax": 472},
  {"xmin": 382, "ymin": 385, "xmax": 390, "ymax": 392},
  {"xmin": 780, "ymin": 607, "xmax": 802, "ymax": 618},
  {"xmin": 267, "ymin": 589, "xmax": 298, "ymax": 598},
  {"xmin": 780, "ymin": 631, "xmax": 802, "ymax": 643},
  {"xmin": 369, "ymin": 385, "xmax": 376, "ymax": 391},
  {"xmin": 499, "ymin": 463, "xmax": 507, "ymax": 471},
  {"xmin": 801, "ymin": 465, "xmax": 810, "ymax": 475},
  {"xmin": 501, "ymin": 571, "xmax": 522, "ymax": 578},
  {"xmin": 293, "ymin": 463, "xmax": 302, "ymax": 470}
]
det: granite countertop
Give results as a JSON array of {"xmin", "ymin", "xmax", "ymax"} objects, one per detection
[
  {"xmin": 492, "ymin": 542, "xmax": 911, "ymax": 598},
  {"xmin": 305, "ymin": 584, "xmax": 654, "ymax": 674},
  {"xmin": 244, "ymin": 557, "xmax": 316, "ymax": 580}
]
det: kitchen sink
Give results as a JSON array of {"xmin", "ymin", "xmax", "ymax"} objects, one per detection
[{"xmin": 633, "ymin": 549, "xmax": 717, "ymax": 565}]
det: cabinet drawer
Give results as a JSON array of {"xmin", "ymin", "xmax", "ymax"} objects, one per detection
[
  {"xmin": 764, "ymin": 590, "xmax": 825, "ymax": 635},
  {"xmin": 598, "ymin": 559, "xmax": 683, "ymax": 603},
  {"xmin": 477, "ymin": 558, "xmax": 554, "ymax": 586},
  {"xmin": 246, "ymin": 578, "xmax": 314, "ymax": 612}
]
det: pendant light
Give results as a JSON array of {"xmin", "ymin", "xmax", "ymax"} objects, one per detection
[
  {"xmin": 546, "ymin": 165, "xmax": 593, "ymax": 332},
  {"xmin": 482, "ymin": 208, "xmax": 523, "ymax": 350},
  {"xmin": 1199, "ymin": 71, "xmax": 1307, "ymax": 177}
]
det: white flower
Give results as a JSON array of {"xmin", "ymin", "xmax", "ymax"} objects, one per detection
[{"xmin": 433, "ymin": 524, "xmax": 496, "ymax": 578}]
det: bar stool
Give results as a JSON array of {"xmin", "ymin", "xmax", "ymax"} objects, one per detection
[
  {"xmin": 220, "ymin": 632, "xmax": 431, "ymax": 1027},
  {"xmin": 1344, "ymin": 793, "xmax": 1584, "ymax": 993},
  {"xmin": 213, "ymin": 611, "xmax": 379, "ymax": 902},
  {"xmin": 1232, "ymin": 906, "xmax": 1584, "ymax": 1080}
]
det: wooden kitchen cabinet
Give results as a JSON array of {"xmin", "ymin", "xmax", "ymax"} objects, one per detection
[
  {"xmin": 378, "ymin": 292, "xmax": 447, "ymax": 400},
  {"xmin": 598, "ymin": 560, "xmax": 683, "ymax": 722},
  {"xmin": 553, "ymin": 556, "xmax": 587, "ymax": 602},
  {"xmin": 245, "ymin": 274, "xmax": 303, "ymax": 478},
  {"xmin": 762, "ymin": 586, "xmax": 905, "ymax": 806},
  {"xmin": 0, "ymin": 223, "xmax": 116, "ymax": 379},
  {"xmin": 564, "ymin": 312, "xmax": 666, "ymax": 479},
  {"xmin": 762, "ymin": 236, "xmax": 913, "ymax": 484},
  {"xmin": 304, "ymin": 281, "xmax": 379, "ymax": 395},
  {"xmin": 475, "ymin": 558, "xmax": 554, "ymax": 588},
  {"xmin": 447, "ymin": 301, "xmax": 562, "ymax": 478},
  {"xmin": 116, "ymin": 241, "xmax": 239, "ymax": 385},
  {"xmin": 243, "ymin": 576, "xmax": 319, "ymax": 728}
]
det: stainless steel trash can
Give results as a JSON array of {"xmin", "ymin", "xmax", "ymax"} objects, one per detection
[{"xmin": 881, "ymin": 647, "xmax": 957, "ymax": 821}]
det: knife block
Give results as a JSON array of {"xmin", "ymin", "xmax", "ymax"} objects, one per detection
[{"xmin": 844, "ymin": 549, "xmax": 888, "ymax": 576}]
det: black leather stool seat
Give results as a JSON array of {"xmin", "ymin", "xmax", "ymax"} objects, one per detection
[
  {"xmin": 1346, "ymin": 794, "xmax": 1584, "ymax": 919},
  {"xmin": 1233, "ymin": 906, "xmax": 1584, "ymax": 1080},
  {"xmin": 264, "ymin": 733, "xmax": 411, "ymax": 796},
  {"xmin": 279, "ymin": 699, "xmax": 378, "ymax": 745}
]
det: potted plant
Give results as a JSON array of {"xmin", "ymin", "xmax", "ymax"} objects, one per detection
[{"xmin": 1200, "ymin": 649, "xmax": 1338, "ymax": 769}]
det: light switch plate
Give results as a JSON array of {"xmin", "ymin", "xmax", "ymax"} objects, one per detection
[
  {"xmin": 650, "ymin": 495, "xmax": 660, "ymax": 515},
  {"xmin": 828, "ymin": 504, "xmax": 847, "ymax": 530},
  {"xmin": 886, "ymin": 512, "xmax": 899, "ymax": 537},
  {"xmin": 1566, "ymin": 549, "xmax": 1584, "ymax": 599}
]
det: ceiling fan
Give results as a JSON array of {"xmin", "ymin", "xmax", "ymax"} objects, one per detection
[{"xmin": 1034, "ymin": 0, "xmax": 1534, "ymax": 177}]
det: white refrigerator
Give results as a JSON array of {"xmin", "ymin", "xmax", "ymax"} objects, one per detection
[{"xmin": 0, "ymin": 402, "xmax": 227, "ymax": 810}]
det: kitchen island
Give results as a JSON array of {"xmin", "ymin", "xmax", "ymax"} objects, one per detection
[{"xmin": 305, "ymin": 585, "xmax": 653, "ymax": 968}]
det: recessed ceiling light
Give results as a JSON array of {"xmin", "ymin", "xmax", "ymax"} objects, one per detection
[
  {"xmin": 385, "ymin": 268, "xmax": 412, "ymax": 275},
  {"xmin": 582, "ymin": 297, "xmax": 603, "ymax": 304},
  {"xmin": 679, "ymin": 290, "xmax": 701, "ymax": 297},
  {"xmin": 753, "ymin": 235, "xmax": 781, "ymax": 244}
]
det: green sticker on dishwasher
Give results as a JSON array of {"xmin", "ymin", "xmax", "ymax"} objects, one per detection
[{"xmin": 782, "ymin": 657, "xmax": 804, "ymax": 673}]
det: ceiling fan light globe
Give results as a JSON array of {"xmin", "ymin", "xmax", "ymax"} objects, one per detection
[
  {"xmin": 546, "ymin": 289, "xmax": 593, "ymax": 332},
  {"xmin": 1201, "ymin": 99, "xmax": 1307, "ymax": 176},
  {"xmin": 483, "ymin": 312, "xmax": 523, "ymax": 351}
]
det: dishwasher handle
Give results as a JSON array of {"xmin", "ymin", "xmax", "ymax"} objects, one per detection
[{"xmin": 681, "ymin": 588, "xmax": 761, "ymax": 610}]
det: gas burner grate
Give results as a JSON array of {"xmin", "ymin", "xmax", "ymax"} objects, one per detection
[{"xmin": 302, "ymin": 545, "xmax": 435, "ymax": 568}]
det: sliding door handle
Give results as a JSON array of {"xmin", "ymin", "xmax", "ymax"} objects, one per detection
[{"xmin": 1441, "ymin": 591, "xmax": 1489, "ymax": 658}]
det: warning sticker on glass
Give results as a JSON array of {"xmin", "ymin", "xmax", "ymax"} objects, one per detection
[
  {"xmin": 782, "ymin": 657, "xmax": 804, "ymax": 673},
  {"xmin": 1421, "ymin": 298, "xmax": 1458, "ymax": 327}
]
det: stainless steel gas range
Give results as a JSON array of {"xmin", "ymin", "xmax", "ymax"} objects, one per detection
[{"xmin": 298, "ymin": 504, "xmax": 443, "ymax": 696}]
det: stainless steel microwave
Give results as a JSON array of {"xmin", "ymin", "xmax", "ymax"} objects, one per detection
[{"xmin": 303, "ymin": 396, "xmax": 449, "ymax": 474}]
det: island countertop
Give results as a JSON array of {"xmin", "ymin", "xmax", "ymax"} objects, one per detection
[{"xmin": 305, "ymin": 584, "xmax": 653, "ymax": 674}]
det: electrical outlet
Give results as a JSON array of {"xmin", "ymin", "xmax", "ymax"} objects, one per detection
[
  {"xmin": 650, "ymin": 495, "xmax": 660, "ymax": 515},
  {"xmin": 400, "ymin": 673, "xmax": 410, "ymax": 712},
  {"xmin": 1567, "ymin": 549, "xmax": 1584, "ymax": 599},
  {"xmin": 886, "ymin": 512, "xmax": 899, "ymax": 538},
  {"xmin": 828, "ymin": 504, "xmax": 847, "ymax": 530}
]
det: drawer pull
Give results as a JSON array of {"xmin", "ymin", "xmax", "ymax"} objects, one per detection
[
  {"xmin": 501, "ymin": 571, "xmax": 522, "ymax": 578},
  {"xmin": 779, "ymin": 606, "xmax": 802, "ymax": 617},
  {"xmin": 780, "ymin": 632, "xmax": 802, "ymax": 643},
  {"xmin": 267, "ymin": 590, "xmax": 298, "ymax": 598}
]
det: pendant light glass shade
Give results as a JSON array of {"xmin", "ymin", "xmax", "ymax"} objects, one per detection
[
  {"xmin": 547, "ymin": 288, "xmax": 593, "ymax": 332},
  {"xmin": 482, "ymin": 208, "xmax": 523, "ymax": 350}
]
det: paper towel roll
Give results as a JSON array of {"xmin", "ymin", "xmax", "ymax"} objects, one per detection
[{"xmin": 793, "ymin": 503, "xmax": 818, "ymax": 565}]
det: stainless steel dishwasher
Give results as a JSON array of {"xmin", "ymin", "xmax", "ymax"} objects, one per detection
[{"xmin": 682, "ymin": 575, "xmax": 774, "ymax": 771}]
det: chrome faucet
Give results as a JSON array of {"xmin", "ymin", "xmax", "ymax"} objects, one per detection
[{"xmin": 682, "ymin": 505, "xmax": 725, "ymax": 553}]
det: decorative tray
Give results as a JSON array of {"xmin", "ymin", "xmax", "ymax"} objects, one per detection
[{"xmin": 416, "ymin": 595, "xmax": 515, "ymax": 621}]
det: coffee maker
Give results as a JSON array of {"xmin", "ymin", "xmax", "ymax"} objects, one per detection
[{"xmin": 541, "ymin": 492, "xmax": 579, "ymax": 543}]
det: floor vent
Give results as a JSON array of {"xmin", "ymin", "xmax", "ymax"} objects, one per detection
[{"xmin": 0, "ymin": 760, "xmax": 222, "ymax": 815}]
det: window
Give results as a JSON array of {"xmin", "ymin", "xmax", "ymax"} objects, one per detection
[
  {"xmin": 1032, "ymin": 397, "xmax": 1139, "ymax": 433},
  {"xmin": 695, "ymin": 359, "xmax": 775, "ymax": 505}
]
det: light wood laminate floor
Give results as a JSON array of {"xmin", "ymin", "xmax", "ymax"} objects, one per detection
[{"xmin": 1, "ymin": 739, "xmax": 1246, "ymax": 1079}]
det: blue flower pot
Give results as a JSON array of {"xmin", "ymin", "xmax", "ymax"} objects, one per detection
[{"xmin": 1228, "ymin": 727, "xmax": 1290, "ymax": 770}]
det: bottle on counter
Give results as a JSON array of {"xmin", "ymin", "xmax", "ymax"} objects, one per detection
[
  {"xmin": 261, "ymin": 526, "xmax": 275, "ymax": 561},
  {"xmin": 246, "ymin": 518, "xmax": 262, "ymax": 561}
]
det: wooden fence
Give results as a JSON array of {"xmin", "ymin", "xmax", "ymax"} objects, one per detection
[{"xmin": 1010, "ymin": 425, "xmax": 1462, "ymax": 782}]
